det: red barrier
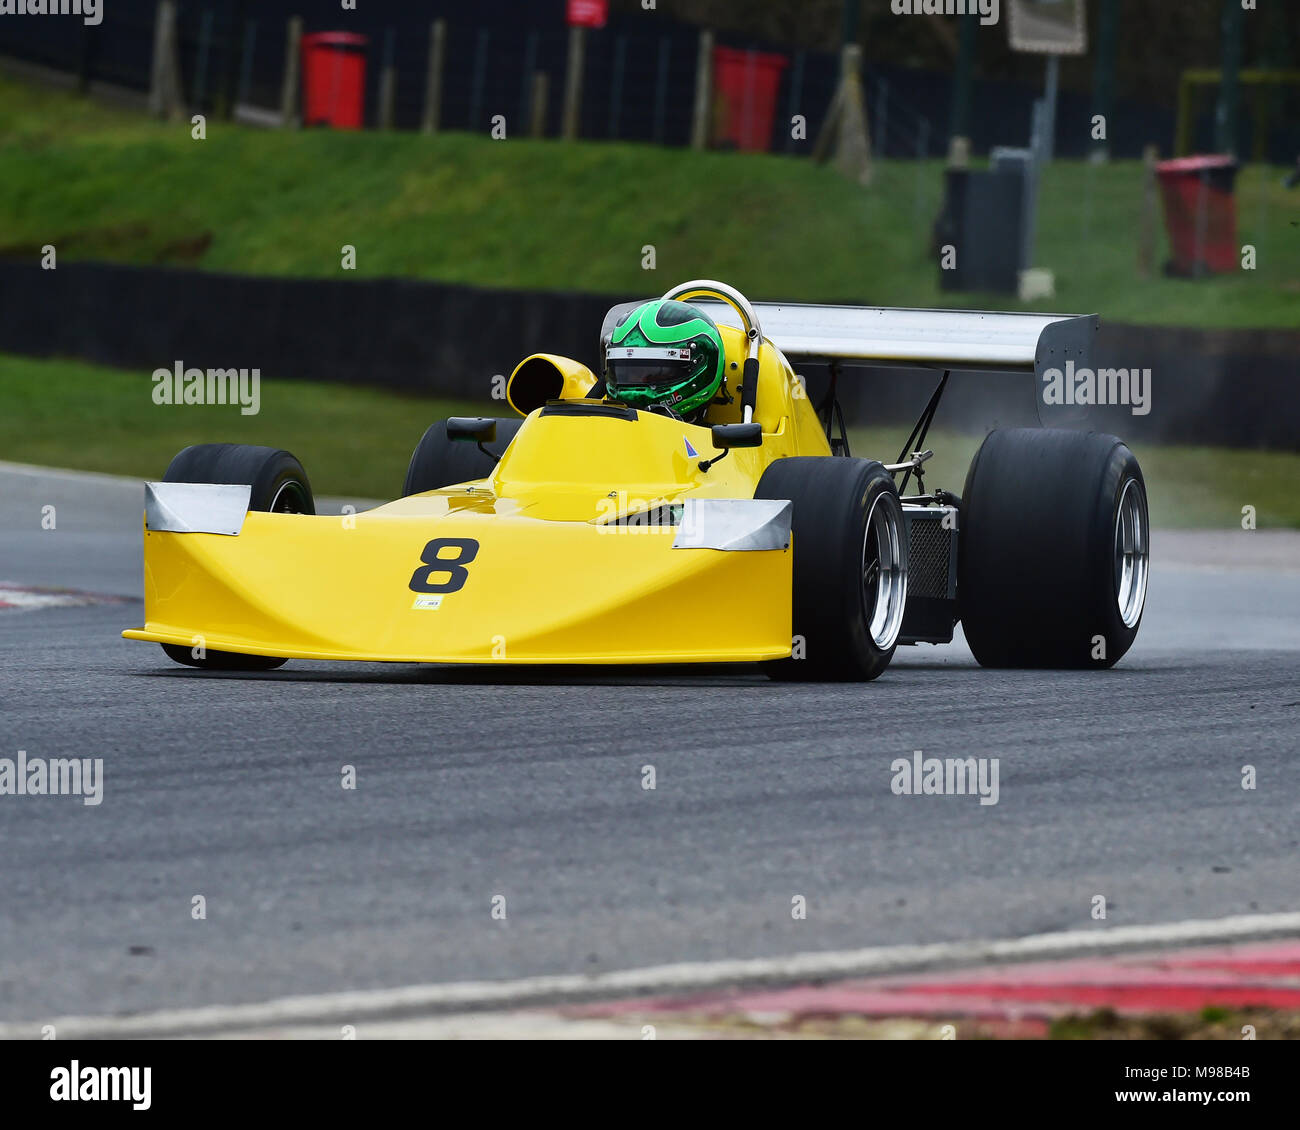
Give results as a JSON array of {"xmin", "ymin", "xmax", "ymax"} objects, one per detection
[
  {"xmin": 301, "ymin": 32, "xmax": 368, "ymax": 130},
  {"xmin": 712, "ymin": 47, "xmax": 787, "ymax": 152},
  {"xmin": 1155, "ymin": 155, "xmax": 1240, "ymax": 277}
]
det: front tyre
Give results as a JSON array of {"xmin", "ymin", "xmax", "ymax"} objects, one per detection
[
  {"xmin": 756, "ymin": 457, "xmax": 907, "ymax": 682},
  {"xmin": 958, "ymin": 428, "xmax": 1149, "ymax": 668},
  {"xmin": 163, "ymin": 444, "xmax": 314, "ymax": 516},
  {"xmin": 157, "ymin": 443, "xmax": 314, "ymax": 671}
]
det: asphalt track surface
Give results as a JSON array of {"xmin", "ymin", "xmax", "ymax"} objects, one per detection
[{"xmin": 0, "ymin": 461, "xmax": 1297, "ymax": 1025}]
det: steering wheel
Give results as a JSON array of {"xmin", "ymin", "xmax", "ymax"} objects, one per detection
[{"xmin": 660, "ymin": 280, "xmax": 764, "ymax": 422}]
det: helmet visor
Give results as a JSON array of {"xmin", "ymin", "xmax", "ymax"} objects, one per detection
[{"xmin": 606, "ymin": 346, "xmax": 695, "ymax": 388}]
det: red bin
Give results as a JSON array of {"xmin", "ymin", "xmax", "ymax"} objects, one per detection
[
  {"xmin": 712, "ymin": 47, "xmax": 787, "ymax": 152},
  {"xmin": 301, "ymin": 32, "xmax": 368, "ymax": 130},
  {"xmin": 1155, "ymin": 155, "xmax": 1240, "ymax": 277}
]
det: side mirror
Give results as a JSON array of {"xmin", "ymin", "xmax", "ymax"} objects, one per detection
[
  {"xmin": 446, "ymin": 417, "xmax": 497, "ymax": 444},
  {"xmin": 699, "ymin": 422, "xmax": 762, "ymax": 473},
  {"xmin": 711, "ymin": 422, "xmax": 762, "ymax": 449}
]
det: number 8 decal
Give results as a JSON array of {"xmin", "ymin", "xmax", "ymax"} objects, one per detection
[{"xmin": 409, "ymin": 538, "xmax": 480, "ymax": 594}]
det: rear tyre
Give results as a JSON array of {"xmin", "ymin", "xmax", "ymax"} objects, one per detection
[
  {"xmin": 958, "ymin": 428, "xmax": 1149, "ymax": 668},
  {"xmin": 756, "ymin": 457, "xmax": 907, "ymax": 682},
  {"xmin": 402, "ymin": 418, "xmax": 523, "ymax": 496},
  {"xmin": 158, "ymin": 443, "xmax": 314, "ymax": 671}
]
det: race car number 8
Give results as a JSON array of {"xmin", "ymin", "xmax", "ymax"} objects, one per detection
[{"xmin": 409, "ymin": 538, "xmax": 479, "ymax": 594}]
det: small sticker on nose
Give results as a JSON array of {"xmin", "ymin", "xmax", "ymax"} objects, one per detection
[{"xmin": 412, "ymin": 595, "xmax": 444, "ymax": 610}]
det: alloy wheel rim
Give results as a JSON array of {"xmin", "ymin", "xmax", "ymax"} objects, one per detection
[
  {"xmin": 269, "ymin": 480, "xmax": 309, "ymax": 515},
  {"xmin": 863, "ymin": 493, "xmax": 907, "ymax": 650},
  {"xmin": 1114, "ymin": 477, "xmax": 1149, "ymax": 629}
]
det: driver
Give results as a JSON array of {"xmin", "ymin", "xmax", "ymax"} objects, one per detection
[{"xmin": 604, "ymin": 299, "xmax": 727, "ymax": 422}]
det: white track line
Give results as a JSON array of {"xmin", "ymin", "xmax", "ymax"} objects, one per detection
[
  {"xmin": 0, "ymin": 461, "xmax": 377, "ymax": 513},
  {"xmin": 3, "ymin": 910, "xmax": 1299, "ymax": 1040},
  {"xmin": 0, "ymin": 459, "xmax": 146, "ymax": 487}
]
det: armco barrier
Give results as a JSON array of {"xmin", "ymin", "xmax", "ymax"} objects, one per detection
[{"xmin": 0, "ymin": 260, "xmax": 1294, "ymax": 451}]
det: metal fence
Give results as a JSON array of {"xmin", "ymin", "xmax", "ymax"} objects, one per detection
[{"xmin": 0, "ymin": 0, "xmax": 1241, "ymax": 161}]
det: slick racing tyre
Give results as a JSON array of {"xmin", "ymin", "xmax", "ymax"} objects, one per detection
[
  {"xmin": 756, "ymin": 457, "xmax": 907, "ymax": 682},
  {"xmin": 158, "ymin": 443, "xmax": 315, "ymax": 671},
  {"xmin": 402, "ymin": 418, "xmax": 524, "ymax": 496},
  {"xmin": 958, "ymin": 428, "xmax": 1149, "ymax": 668}
]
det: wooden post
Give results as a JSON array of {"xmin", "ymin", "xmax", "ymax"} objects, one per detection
[
  {"xmin": 279, "ymin": 16, "xmax": 302, "ymax": 128},
  {"xmin": 422, "ymin": 20, "xmax": 446, "ymax": 135},
  {"xmin": 835, "ymin": 44, "xmax": 872, "ymax": 186},
  {"xmin": 530, "ymin": 72, "xmax": 549, "ymax": 139},
  {"xmin": 811, "ymin": 85, "xmax": 843, "ymax": 164},
  {"xmin": 813, "ymin": 44, "xmax": 872, "ymax": 185},
  {"xmin": 378, "ymin": 27, "xmax": 397, "ymax": 130},
  {"xmin": 148, "ymin": 0, "xmax": 184, "ymax": 121},
  {"xmin": 1138, "ymin": 144, "xmax": 1159, "ymax": 279},
  {"xmin": 690, "ymin": 29, "xmax": 713, "ymax": 150},
  {"xmin": 562, "ymin": 25, "xmax": 585, "ymax": 140}
]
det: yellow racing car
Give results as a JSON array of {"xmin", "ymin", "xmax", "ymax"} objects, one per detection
[{"xmin": 124, "ymin": 280, "xmax": 1149, "ymax": 680}]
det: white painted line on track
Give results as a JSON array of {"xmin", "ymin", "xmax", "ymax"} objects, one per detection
[
  {"xmin": 0, "ymin": 460, "xmax": 378, "ymax": 514},
  {"xmin": 4, "ymin": 910, "xmax": 1298, "ymax": 1040},
  {"xmin": 0, "ymin": 459, "xmax": 147, "ymax": 486},
  {"xmin": 0, "ymin": 583, "xmax": 132, "ymax": 611}
]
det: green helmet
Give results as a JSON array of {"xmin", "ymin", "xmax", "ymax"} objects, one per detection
[{"xmin": 605, "ymin": 299, "xmax": 726, "ymax": 418}]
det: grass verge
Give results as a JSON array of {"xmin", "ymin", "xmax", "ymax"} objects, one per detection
[
  {"xmin": 0, "ymin": 353, "xmax": 484, "ymax": 500},
  {"xmin": 0, "ymin": 76, "xmax": 1296, "ymax": 328}
]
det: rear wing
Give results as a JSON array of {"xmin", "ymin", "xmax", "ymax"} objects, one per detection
[{"xmin": 601, "ymin": 302, "xmax": 1098, "ymax": 378}]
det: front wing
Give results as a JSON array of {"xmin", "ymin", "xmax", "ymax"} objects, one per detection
[{"xmin": 123, "ymin": 490, "xmax": 794, "ymax": 665}]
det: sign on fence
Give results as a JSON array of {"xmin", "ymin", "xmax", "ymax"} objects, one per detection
[
  {"xmin": 567, "ymin": 0, "xmax": 608, "ymax": 30},
  {"xmin": 1008, "ymin": 0, "xmax": 1088, "ymax": 56}
]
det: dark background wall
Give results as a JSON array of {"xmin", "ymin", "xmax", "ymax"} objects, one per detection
[{"xmin": 1, "ymin": 260, "xmax": 1294, "ymax": 450}]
